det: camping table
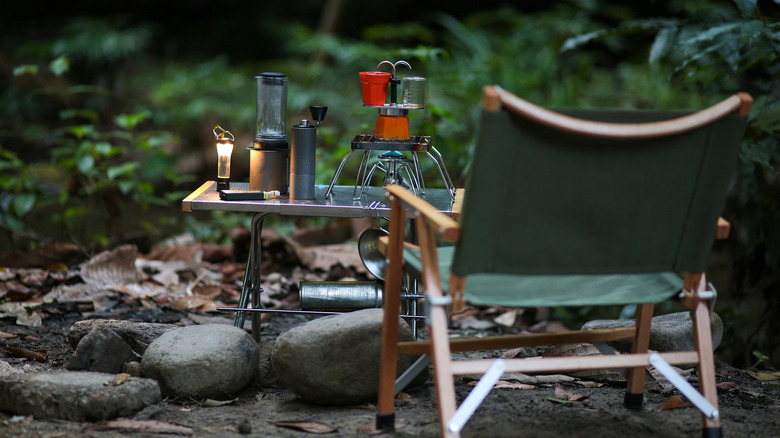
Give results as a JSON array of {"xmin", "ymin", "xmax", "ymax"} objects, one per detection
[{"xmin": 182, "ymin": 181, "xmax": 461, "ymax": 341}]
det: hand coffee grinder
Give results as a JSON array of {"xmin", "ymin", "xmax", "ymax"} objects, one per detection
[
  {"xmin": 249, "ymin": 72, "xmax": 289, "ymax": 194},
  {"xmin": 290, "ymin": 105, "xmax": 328, "ymax": 200}
]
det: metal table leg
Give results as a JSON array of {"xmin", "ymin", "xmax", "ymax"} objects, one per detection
[{"xmin": 235, "ymin": 212, "xmax": 270, "ymax": 343}]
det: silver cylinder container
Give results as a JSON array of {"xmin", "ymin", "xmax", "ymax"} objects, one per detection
[{"xmin": 299, "ymin": 281, "xmax": 383, "ymax": 311}]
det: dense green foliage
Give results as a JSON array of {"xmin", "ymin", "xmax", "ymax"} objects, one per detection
[
  {"xmin": 562, "ymin": 0, "xmax": 780, "ymax": 370},
  {"xmin": 0, "ymin": 0, "xmax": 778, "ymax": 366}
]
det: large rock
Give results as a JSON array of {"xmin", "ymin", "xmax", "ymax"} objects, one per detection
[
  {"xmin": 140, "ymin": 324, "xmax": 259, "ymax": 400},
  {"xmin": 67, "ymin": 325, "xmax": 141, "ymax": 373},
  {"xmin": 581, "ymin": 311, "xmax": 723, "ymax": 353},
  {"xmin": 0, "ymin": 371, "xmax": 160, "ymax": 421},
  {"xmin": 272, "ymin": 308, "xmax": 422, "ymax": 406},
  {"xmin": 68, "ymin": 319, "xmax": 180, "ymax": 355}
]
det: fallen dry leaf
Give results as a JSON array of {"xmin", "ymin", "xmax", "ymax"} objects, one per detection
[
  {"xmin": 661, "ymin": 395, "xmax": 688, "ymax": 411},
  {"xmin": 650, "ymin": 364, "xmax": 693, "ymax": 394},
  {"xmin": 494, "ymin": 309, "xmax": 519, "ymax": 327},
  {"xmin": 105, "ymin": 373, "xmax": 131, "ymax": 386},
  {"xmin": 0, "ymin": 331, "xmax": 16, "ymax": 339},
  {"xmin": 170, "ymin": 296, "xmax": 212, "ymax": 311},
  {"xmin": 547, "ymin": 397, "xmax": 576, "ymax": 405},
  {"xmin": 716, "ymin": 381, "xmax": 737, "ymax": 391},
  {"xmin": 101, "ymin": 419, "xmax": 193, "ymax": 435},
  {"xmin": 0, "ymin": 302, "xmax": 43, "ymax": 327},
  {"xmin": 746, "ymin": 370, "xmax": 780, "ymax": 381},
  {"xmin": 274, "ymin": 420, "xmax": 337, "ymax": 434},
  {"xmin": 4, "ymin": 345, "xmax": 47, "ymax": 362},
  {"xmin": 201, "ymin": 398, "xmax": 237, "ymax": 407},
  {"xmin": 493, "ymin": 380, "xmax": 536, "ymax": 390},
  {"xmin": 534, "ymin": 374, "xmax": 576, "ymax": 384},
  {"xmin": 501, "ymin": 347, "xmax": 534, "ymax": 359},
  {"xmin": 554, "ymin": 385, "xmax": 588, "ymax": 402},
  {"xmin": 574, "ymin": 380, "xmax": 604, "ymax": 388}
]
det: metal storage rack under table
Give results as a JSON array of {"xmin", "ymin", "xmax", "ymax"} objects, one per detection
[{"xmin": 182, "ymin": 181, "xmax": 461, "ymax": 342}]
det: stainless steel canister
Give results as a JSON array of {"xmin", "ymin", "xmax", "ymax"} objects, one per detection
[{"xmin": 299, "ymin": 281, "xmax": 383, "ymax": 311}]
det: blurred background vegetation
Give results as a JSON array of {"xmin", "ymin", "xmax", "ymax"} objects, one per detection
[{"xmin": 1, "ymin": 0, "xmax": 778, "ymax": 367}]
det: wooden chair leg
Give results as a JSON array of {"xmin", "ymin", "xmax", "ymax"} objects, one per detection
[
  {"xmin": 625, "ymin": 303, "xmax": 654, "ymax": 409},
  {"xmin": 693, "ymin": 300, "xmax": 722, "ymax": 437},
  {"xmin": 376, "ymin": 193, "xmax": 407, "ymax": 430},
  {"xmin": 376, "ymin": 302, "xmax": 401, "ymax": 430},
  {"xmin": 430, "ymin": 298, "xmax": 459, "ymax": 438}
]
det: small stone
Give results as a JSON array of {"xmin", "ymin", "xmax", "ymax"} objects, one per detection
[
  {"xmin": 237, "ymin": 419, "xmax": 252, "ymax": 434},
  {"xmin": 68, "ymin": 319, "xmax": 180, "ymax": 355},
  {"xmin": 0, "ymin": 361, "xmax": 22, "ymax": 377},
  {"xmin": 123, "ymin": 361, "xmax": 142, "ymax": 377},
  {"xmin": 67, "ymin": 326, "xmax": 141, "ymax": 373},
  {"xmin": 141, "ymin": 324, "xmax": 259, "ymax": 400}
]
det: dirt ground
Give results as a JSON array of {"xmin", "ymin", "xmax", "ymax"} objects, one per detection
[
  {"xmin": 1, "ymin": 236, "xmax": 779, "ymax": 437},
  {"xmin": 1, "ymin": 307, "xmax": 779, "ymax": 438}
]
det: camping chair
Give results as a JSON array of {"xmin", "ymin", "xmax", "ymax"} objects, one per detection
[{"xmin": 375, "ymin": 86, "xmax": 752, "ymax": 438}]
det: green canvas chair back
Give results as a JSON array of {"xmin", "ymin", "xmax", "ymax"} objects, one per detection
[{"xmin": 451, "ymin": 87, "xmax": 750, "ymax": 305}]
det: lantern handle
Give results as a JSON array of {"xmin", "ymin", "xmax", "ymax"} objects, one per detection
[{"xmin": 213, "ymin": 125, "xmax": 235, "ymax": 141}]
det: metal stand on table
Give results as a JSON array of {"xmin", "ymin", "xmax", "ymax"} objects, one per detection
[{"xmin": 325, "ymin": 135, "xmax": 456, "ymax": 201}]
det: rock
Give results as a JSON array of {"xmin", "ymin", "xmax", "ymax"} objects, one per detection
[
  {"xmin": 581, "ymin": 311, "xmax": 723, "ymax": 353},
  {"xmin": 68, "ymin": 319, "xmax": 180, "ymax": 355},
  {"xmin": 271, "ymin": 308, "xmax": 422, "ymax": 406},
  {"xmin": 67, "ymin": 326, "xmax": 141, "ymax": 373},
  {"xmin": 543, "ymin": 344, "xmax": 626, "ymax": 383},
  {"xmin": 123, "ymin": 361, "xmax": 142, "ymax": 377},
  {"xmin": 140, "ymin": 324, "xmax": 259, "ymax": 400},
  {"xmin": 0, "ymin": 371, "xmax": 160, "ymax": 421},
  {"xmin": 0, "ymin": 361, "xmax": 22, "ymax": 377}
]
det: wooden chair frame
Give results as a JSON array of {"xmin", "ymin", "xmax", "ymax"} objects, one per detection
[{"xmin": 376, "ymin": 86, "xmax": 751, "ymax": 438}]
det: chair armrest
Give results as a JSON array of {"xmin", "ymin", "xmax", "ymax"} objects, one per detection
[{"xmin": 385, "ymin": 185, "xmax": 460, "ymax": 242}]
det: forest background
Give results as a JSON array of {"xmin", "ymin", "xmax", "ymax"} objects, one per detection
[{"xmin": 1, "ymin": 0, "xmax": 778, "ymax": 368}]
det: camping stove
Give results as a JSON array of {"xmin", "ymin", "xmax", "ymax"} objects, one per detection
[{"xmin": 325, "ymin": 60, "xmax": 456, "ymax": 200}]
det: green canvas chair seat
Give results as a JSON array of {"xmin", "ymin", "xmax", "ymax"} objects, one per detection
[
  {"xmin": 375, "ymin": 86, "xmax": 752, "ymax": 438},
  {"xmin": 402, "ymin": 245, "xmax": 682, "ymax": 307}
]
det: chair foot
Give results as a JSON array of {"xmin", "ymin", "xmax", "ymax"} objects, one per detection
[
  {"xmin": 703, "ymin": 427, "xmax": 722, "ymax": 438},
  {"xmin": 376, "ymin": 413, "xmax": 395, "ymax": 431},
  {"xmin": 624, "ymin": 392, "xmax": 643, "ymax": 410}
]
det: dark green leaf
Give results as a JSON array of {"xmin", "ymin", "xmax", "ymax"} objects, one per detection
[
  {"xmin": 118, "ymin": 180, "xmax": 135, "ymax": 195},
  {"xmin": 13, "ymin": 65, "xmax": 38, "ymax": 76},
  {"xmin": 76, "ymin": 154, "xmax": 94, "ymax": 173},
  {"xmin": 94, "ymin": 142, "xmax": 114, "ymax": 156},
  {"xmin": 64, "ymin": 207, "xmax": 85, "ymax": 221},
  {"xmin": 115, "ymin": 112, "xmax": 149, "ymax": 129},
  {"xmin": 49, "ymin": 56, "xmax": 70, "ymax": 76},
  {"xmin": 13, "ymin": 193, "xmax": 36, "ymax": 217},
  {"xmin": 107, "ymin": 162, "xmax": 139, "ymax": 180},
  {"xmin": 649, "ymin": 28, "xmax": 676, "ymax": 64},
  {"xmin": 733, "ymin": 0, "xmax": 757, "ymax": 19}
]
